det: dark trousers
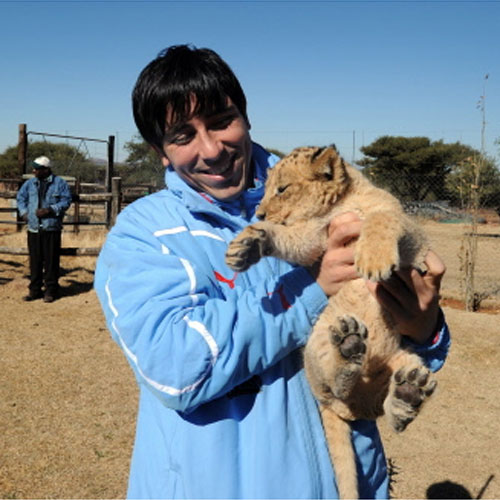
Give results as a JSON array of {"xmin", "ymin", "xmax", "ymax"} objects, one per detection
[{"xmin": 27, "ymin": 230, "xmax": 62, "ymax": 295}]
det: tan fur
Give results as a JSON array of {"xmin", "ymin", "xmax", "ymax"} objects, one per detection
[{"xmin": 226, "ymin": 145, "xmax": 438, "ymax": 499}]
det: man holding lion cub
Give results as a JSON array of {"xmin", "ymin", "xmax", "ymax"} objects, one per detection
[{"xmin": 95, "ymin": 44, "xmax": 450, "ymax": 499}]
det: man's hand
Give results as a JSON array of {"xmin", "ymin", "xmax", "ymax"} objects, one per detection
[
  {"xmin": 313, "ymin": 212, "xmax": 446, "ymax": 344},
  {"xmin": 311, "ymin": 212, "xmax": 362, "ymax": 297},
  {"xmin": 36, "ymin": 208, "xmax": 53, "ymax": 218},
  {"xmin": 365, "ymin": 250, "xmax": 445, "ymax": 344}
]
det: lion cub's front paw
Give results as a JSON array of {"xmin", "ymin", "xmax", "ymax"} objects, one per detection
[
  {"xmin": 225, "ymin": 226, "xmax": 272, "ymax": 272},
  {"xmin": 355, "ymin": 237, "xmax": 400, "ymax": 281}
]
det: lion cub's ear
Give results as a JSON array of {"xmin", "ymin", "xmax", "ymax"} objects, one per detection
[{"xmin": 310, "ymin": 145, "xmax": 348, "ymax": 186}]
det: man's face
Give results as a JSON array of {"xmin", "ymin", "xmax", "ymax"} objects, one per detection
[
  {"xmin": 33, "ymin": 167, "xmax": 50, "ymax": 179},
  {"xmin": 160, "ymin": 99, "xmax": 252, "ymax": 202}
]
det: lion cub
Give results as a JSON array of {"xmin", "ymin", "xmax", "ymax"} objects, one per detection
[{"xmin": 225, "ymin": 145, "xmax": 438, "ymax": 499}]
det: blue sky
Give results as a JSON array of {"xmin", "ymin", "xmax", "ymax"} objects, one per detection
[{"xmin": 1, "ymin": 0, "xmax": 499, "ymax": 165}]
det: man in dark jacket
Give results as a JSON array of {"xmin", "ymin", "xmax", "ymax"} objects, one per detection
[{"xmin": 16, "ymin": 156, "xmax": 72, "ymax": 302}]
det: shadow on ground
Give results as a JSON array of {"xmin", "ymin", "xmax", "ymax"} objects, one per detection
[
  {"xmin": 60, "ymin": 278, "xmax": 94, "ymax": 297},
  {"xmin": 427, "ymin": 481, "xmax": 473, "ymax": 499},
  {"xmin": 427, "ymin": 475, "xmax": 495, "ymax": 499}
]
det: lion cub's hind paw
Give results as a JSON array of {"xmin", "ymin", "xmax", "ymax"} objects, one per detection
[
  {"xmin": 328, "ymin": 315, "xmax": 367, "ymax": 400},
  {"xmin": 394, "ymin": 366, "xmax": 436, "ymax": 406},
  {"xmin": 387, "ymin": 365, "xmax": 437, "ymax": 432},
  {"xmin": 329, "ymin": 315, "xmax": 368, "ymax": 365}
]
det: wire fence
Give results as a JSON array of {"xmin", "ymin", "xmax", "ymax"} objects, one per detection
[
  {"xmin": 25, "ymin": 131, "xmax": 111, "ymax": 184},
  {"xmin": 380, "ymin": 174, "xmax": 500, "ymax": 310}
]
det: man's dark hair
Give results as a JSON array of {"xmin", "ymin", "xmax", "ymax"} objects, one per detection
[{"xmin": 132, "ymin": 44, "xmax": 249, "ymax": 152}]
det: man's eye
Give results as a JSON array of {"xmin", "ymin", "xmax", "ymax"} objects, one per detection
[
  {"xmin": 210, "ymin": 115, "xmax": 235, "ymax": 130},
  {"xmin": 171, "ymin": 134, "xmax": 192, "ymax": 145}
]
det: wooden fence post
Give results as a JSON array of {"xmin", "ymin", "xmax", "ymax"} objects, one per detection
[
  {"xmin": 74, "ymin": 177, "xmax": 81, "ymax": 234},
  {"xmin": 110, "ymin": 177, "xmax": 122, "ymax": 227},
  {"xmin": 18, "ymin": 124, "xmax": 27, "ymax": 176},
  {"xmin": 15, "ymin": 179, "xmax": 24, "ymax": 232},
  {"xmin": 16, "ymin": 124, "xmax": 28, "ymax": 232},
  {"xmin": 105, "ymin": 135, "xmax": 115, "ymax": 227},
  {"xmin": 107, "ymin": 135, "xmax": 115, "ymax": 188}
]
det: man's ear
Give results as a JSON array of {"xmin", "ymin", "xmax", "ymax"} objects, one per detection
[
  {"xmin": 152, "ymin": 145, "xmax": 170, "ymax": 168},
  {"xmin": 161, "ymin": 155, "xmax": 171, "ymax": 168}
]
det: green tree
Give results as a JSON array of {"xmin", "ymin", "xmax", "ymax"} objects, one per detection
[
  {"xmin": 358, "ymin": 136, "xmax": 476, "ymax": 202},
  {"xmin": 120, "ymin": 135, "xmax": 164, "ymax": 186},
  {"xmin": 0, "ymin": 141, "xmax": 102, "ymax": 181},
  {"xmin": 0, "ymin": 145, "xmax": 19, "ymax": 178}
]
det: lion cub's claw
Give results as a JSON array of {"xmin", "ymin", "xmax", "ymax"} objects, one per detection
[
  {"xmin": 355, "ymin": 241, "xmax": 400, "ymax": 282},
  {"xmin": 225, "ymin": 227, "xmax": 270, "ymax": 272}
]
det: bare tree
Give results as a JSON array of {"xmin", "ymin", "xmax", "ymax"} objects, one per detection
[{"xmin": 460, "ymin": 74, "xmax": 488, "ymax": 311}]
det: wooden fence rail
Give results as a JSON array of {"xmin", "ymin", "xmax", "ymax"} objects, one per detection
[
  {"xmin": 0, "ymin": 246, "xmax": 100, "ymax": 256},
  {"xmin": 0, "ymin": 177, "xmax": 123, "ymax": 230}
]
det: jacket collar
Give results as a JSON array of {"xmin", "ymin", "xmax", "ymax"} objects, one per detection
[{"xmin": 34, "ymin": 173, "xmax": 54, "ymax": 185}]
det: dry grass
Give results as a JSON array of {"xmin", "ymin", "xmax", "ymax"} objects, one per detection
[
  {"xmin": 0, "ymin": 217, "xmax": 499, "ymax": 499},
  {"xmin": 1, "ymin": 225, "xmax": 135, "ymax": 499}
]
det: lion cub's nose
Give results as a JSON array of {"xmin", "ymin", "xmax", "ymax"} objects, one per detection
[{"xmin": 256, "ymin": 208, "xmax": 266, "ymax": 220}]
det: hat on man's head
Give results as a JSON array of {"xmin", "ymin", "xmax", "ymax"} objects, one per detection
[{"xmin": 32, "ymin": 156, "xmax": 51, "ymax": 169}]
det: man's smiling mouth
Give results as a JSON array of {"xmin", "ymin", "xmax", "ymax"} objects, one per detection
[{"xmin": 202, "ymin": 156, "xmax": 238, "ymax": 178}]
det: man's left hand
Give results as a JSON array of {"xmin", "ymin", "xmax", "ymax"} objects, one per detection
[
  {"xmin": 36, "ymin": 208, "xmax": 53, "ymax": 218},
  {"xmin": 365, "ymin": 250, "xmax": 446, "ymax": 344}
]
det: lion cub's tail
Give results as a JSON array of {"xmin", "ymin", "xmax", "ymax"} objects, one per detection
[{"xmin": 320, "ymin": 405, "xmax": 358, "ymax": 499}]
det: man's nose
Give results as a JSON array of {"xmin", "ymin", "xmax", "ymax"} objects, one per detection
[{"xmin": 198, "ymin": 130, "xmax": 223, "ymax": 161}]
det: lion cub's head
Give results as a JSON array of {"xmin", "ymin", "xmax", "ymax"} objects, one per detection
[{"xmin": 256, "ymin": 145, "xmax": 351, "ymax": 224}]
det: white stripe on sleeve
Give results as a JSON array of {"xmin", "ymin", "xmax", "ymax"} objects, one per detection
[{"xmin": 104, "ymin": 275, "xmax": 219, "ymax": 396}]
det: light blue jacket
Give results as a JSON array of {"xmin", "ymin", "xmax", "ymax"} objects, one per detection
[
  {"xmin": 94, "ymin": 143, "xmax": 450, "ymax": 499},
  {"xmin": 16, "ymin": 174, "xmax": 72, "ymax": 232}
]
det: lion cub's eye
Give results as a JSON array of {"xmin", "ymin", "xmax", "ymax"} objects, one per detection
[{"xmin": 277, "ymin": 184, "xmax": 290, "ymax": 195}]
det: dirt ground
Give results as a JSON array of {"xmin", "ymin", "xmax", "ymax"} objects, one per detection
[{"xmin": 0, "ymin": 220, "xmax": 499, "ymax": 499}]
